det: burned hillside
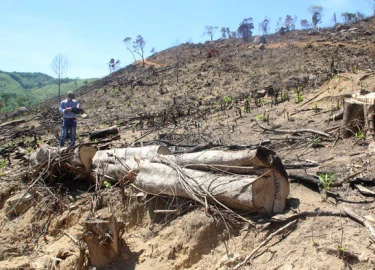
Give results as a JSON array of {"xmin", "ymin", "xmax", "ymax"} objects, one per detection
[{"xmin": 1, "ymin": 17, "xmax": 375, "ymax": 270}]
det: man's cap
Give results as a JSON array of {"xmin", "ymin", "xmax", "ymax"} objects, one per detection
[{"xmin": 67, "ymin": 91, "xmax": 75, "ymax": 98}]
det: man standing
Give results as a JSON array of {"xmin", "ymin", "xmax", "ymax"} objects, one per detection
[{"xmin": 59, "ymin": 91, "xmax": 80, "ymax": 147}]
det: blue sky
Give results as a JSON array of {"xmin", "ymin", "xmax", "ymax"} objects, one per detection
[{"xmin": 0, "ymin": 0, "xmax": 372, "ymax": 79}]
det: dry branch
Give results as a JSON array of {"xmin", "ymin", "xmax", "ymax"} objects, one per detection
[
  {"xmin": 354, "ymin": 184, "xmax": 375, "ymax": 196},
  {"xmin": 288, "ymin": 172, "xmax": 321, "ymax": 187},
  {"xmin": 283, "ymin": 162, "xmax": 319, "ymax": 169},
  {"xmin": 255, "ymin": 120, "xmax": 330, "ymax": 138},
  {"xmin": 343, "ymin": 207, "xmax": 375, "ymax": 243},
  {"xmin": 327, "ymin": 109, "xmax": 344, "ymax": 122},
  {"xmin": 0, "ymin": 119, "xmax": 26, "ymax": 128},
  {"xmin": 233, "ymin": 220, "xmax": 298, "ymax": 269}
]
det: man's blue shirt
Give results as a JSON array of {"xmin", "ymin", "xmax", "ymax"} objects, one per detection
[{"xmin": 59, "ymin": 98, "xmax": 80, "ymax": 119}]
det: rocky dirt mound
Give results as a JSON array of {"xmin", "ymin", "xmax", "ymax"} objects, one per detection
[{"xmin": 1, "ymin": 17, "xmax": 375, "ymax": 269}]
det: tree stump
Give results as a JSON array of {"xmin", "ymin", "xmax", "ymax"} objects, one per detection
[
  {"xmin": 82, "ymin": 214, "xmax": 125, "ymax": 268},
  {"xmin": 342, "ymin": 93, "xmax": 375, "ymax": 139}
]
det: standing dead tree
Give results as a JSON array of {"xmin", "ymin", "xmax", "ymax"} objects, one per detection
[{"xmin": 51, "ymin": 54, "xmax": 70, "ymax": 102}]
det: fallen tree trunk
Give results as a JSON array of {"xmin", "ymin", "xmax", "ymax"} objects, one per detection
[
  {"xmin": 28, "ymin": 145, "xmax": 98, "ymax": 175},
  {"xmin": 91, "ymin": 145, "xmax": 171, "ymax": 182},
  {"xmin": 91, "ymin": 146, "xmax": 289, "ymax": 213},
  {"xmin": 136, "ymin": 159, "xmax": 287, "ymax": 213},
  {"xmin": 170, "ymin": 147, "xmax": 275, "ymax": 167},
  {"xmin": 89, "ymin": 125, "xmax": 119, "ymax": 140},
  {"xmin": 31, "ymin": 144, "xmax": 289, "ymax": 214}
]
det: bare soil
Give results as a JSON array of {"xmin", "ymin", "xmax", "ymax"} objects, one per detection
[{"xmin": 1, "ymin": 18, "xmax": 375, "ymax": 269}]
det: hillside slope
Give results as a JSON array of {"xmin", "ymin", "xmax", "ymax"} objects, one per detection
[
  {"xmin": 0, "ymin": 71, "xmax": 97, "ymax": 112},
  {"xmin": 0, "ymin": 18, "xmax": 375, "ymax": 269}
]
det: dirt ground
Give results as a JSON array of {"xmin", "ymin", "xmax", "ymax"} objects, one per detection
[{"xmin": 1, "ymin": 17, "xmax": 375, "ymax": 270}]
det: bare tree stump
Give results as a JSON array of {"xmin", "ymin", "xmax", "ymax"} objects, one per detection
[
  {"xmin": 342, "ymin": 93, "xmax": 375, "ymax": 139},
  {"xmin": 82, "ymin": 214, "xmax": 125, "ymax": 268}
]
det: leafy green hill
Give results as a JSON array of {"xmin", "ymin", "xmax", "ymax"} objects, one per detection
[{"xmin": 0, "ymin": 71, "xmax": 97, "ymax": 112}]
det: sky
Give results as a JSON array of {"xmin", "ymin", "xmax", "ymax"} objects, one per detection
[{"xmin": 0, "ymin": 0, "xmax": 372, "ymax": 79}]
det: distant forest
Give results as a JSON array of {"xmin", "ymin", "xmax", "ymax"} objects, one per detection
[{"xmin": 0, "ymin": 71, "xmax": 96, "ymax": 113}]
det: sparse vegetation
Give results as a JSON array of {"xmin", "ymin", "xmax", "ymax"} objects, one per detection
[
  {"xmin": 294, "ymin": 87, "xmax": 304, "ymax": 103},
  {"xmin": 256, "ymin": 112, "xmax": 268, "ymax": 122},
  {"xmin": 1, "ymin": 13, "xmax": 375, "ymax": 270},
  {"xmin": 310, "ymin": 136, "xmax": 321, "ymax": 148},
  {"xmin": 318, "ymin": 172, "xmax": 335, "ymax": 201},
  {"xmin": 355, "ymin": 130, "xmax": 366, "ymax": 140}
]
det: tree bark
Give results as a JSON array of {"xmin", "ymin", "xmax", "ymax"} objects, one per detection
[
  {"xmin": 91, "ymin": 145, "xmax": 171, "ymax": 182},
  {"xmin": 342, "ymin": 94, "xmax": 375, "ymax": 139},
  {"xmin": 28, "ymin": 145, "xmax": 97, "ymax": 173},
  {"xmin": 136, "ymin": 159, "xmax": 288, "ymax": 213},
  {"xmin": 91, "ymin": 146, "xmax": 289, "ymax": 213},
  {"xmin": 89, "ymin": 125, "xmax": 119, "ymax": 140},
  {"xmin": 82, "ymin": 215, "xmax": 125, "ymax": 268}
]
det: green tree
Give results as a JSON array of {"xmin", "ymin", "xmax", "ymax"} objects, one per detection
[
  {"xmin": 229, "ymin": 31, "xmax": 237, "ymax": 39},
  {"xmin": 51, "ymin": 54, "xmax": 70, "ymax": 102},
  {"xmin": 0, "ymin": 93, "xmax": 13, "ymax": 107},
  {"xmin": 133, "ymin": 35, "xmax": 146, "ymax": 67},
  {"xmin": 123, "ymin": 37, "xmax": 137, "ymax": 62},
  {"xmin": 220, "ymin": 27, "xmax": 230, "ymax": 38},
  {"xmin": 284, "ymin": 15, "xmax": 296, "ymax": 31},
  {"xmin": 342, "ymin": 12, "xmax": 357, "ymax": 24},
  {"xmin": 300, "ymin": 19, "xmax": 311, "ymax": 30},
  {"xmin": 260, "ymin": 18, "xmax": 270, "ymax": 35},
  {"xmin": 237, "ymin": 18, "xmax": 254, "ymax": 42},
  {"xmin": 310, "ymin": 6, "xmax": 323, "ymax": 28}
]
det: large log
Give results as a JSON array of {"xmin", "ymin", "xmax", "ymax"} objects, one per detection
[
  {"xmin": 168, "ymin": 147, "xmax": 285, "ymax": 169},
  {"xmin": 89, "ymin": 125, "xmax": 119, "ymax": 140},
  {"xmin": 28, "ymin": 145, "xmax": 98, "ymax": 173},
  {"xmin": 91, "ymin": 146, "xmax": 289, "ymax": 213},
  {"xmin": 91, "ymin": 145, "xmax": 171, "ymax": 182},
  {"xmin": 136, "ymin": 159, "xmax": 287, "ymax": 213}
]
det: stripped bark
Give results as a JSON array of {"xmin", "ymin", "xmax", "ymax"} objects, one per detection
[
  {"xmin": 91, "ymin": 146, "xmax": 289, "ymax": 213},
  {"xmin": 136, "ymin": 160, "xmax": 280, "ymax": 213}
]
